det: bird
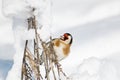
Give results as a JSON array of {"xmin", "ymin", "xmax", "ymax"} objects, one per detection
[
  {"xmin": 40, "ymin": 33, "xmax": 73, "ymax": 64},
  {"xmin": 51, "ymin": 33, "xmax": 73, "ymax": 61}
]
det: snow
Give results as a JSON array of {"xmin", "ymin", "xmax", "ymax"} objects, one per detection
[
  {"xmin": 0, "ymin": 0, "xmax": 120, "ymax": 80},
  {"xmin": 2, "ymin": 0, "xmax": 31, "ymax": 19},
  {"xmin": 59, "ymin": 27, "xmax": 120, "ymax": 80},
  {"xmin": 37, "ymin": 26, "xmax": 51, "ymax": 41},
  {"xmin": 69, "ymin": 57, "xmax": 120, "ymax": 80},
  {"xmin": 2, "ymin": 0, "xmax": 52, "ymax": 79}
]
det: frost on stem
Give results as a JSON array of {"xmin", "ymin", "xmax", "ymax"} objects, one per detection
[{"xmin": 21, "ymin": 8, "xmax": 68, "ymax": 80}]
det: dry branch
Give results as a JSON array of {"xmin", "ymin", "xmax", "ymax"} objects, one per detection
[{"xmin": 21, "ymin": 6, "xmax": 68, "ymax": 80}]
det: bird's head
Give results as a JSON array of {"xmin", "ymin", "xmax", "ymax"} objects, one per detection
[{"xmin": 60, "ymin": 33, "xmax": 73, "ymax": 45}]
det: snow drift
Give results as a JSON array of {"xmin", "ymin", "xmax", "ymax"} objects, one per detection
[{"xmin": 69, "ymin": 57, "xmax": 120, "ymax": 80}]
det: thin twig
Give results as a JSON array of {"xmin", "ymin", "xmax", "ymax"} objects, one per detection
[
  {"xmin": 51, "ymin": 65, "xmax": 57, "ymax": 80},
  {"xmin": 21, "ymin": 40, "xmax": 28, "ymax": 80}
]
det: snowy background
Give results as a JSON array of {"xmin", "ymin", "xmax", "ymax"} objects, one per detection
[{"xmin": 0, "ymin": 0, "xmax": 120, "ymax": 80}]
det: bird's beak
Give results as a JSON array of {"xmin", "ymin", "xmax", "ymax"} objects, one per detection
[{"xmin": 60, "ymin": 35, "xmax": 64, "ymax": 40}]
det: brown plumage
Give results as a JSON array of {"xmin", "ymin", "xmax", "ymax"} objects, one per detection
[
  {"xmin": 52, "ymin": 33, "xmax": 73, "ymax": 61},
  {"xmin": 53, "ymin": 38, "xmax": 71, "ymax": 57}
]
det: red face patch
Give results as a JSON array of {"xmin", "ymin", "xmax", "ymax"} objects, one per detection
[{"xmin": 63, "ymin": 33, "xmax": 68, "ymax": 40}]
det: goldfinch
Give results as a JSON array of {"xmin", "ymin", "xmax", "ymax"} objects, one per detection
[
  {"xmin": 40, "ymin": 33, "xmax": 73, "ymax": 64},
  {"xmin": 52, "ymin": 33, "xmax": 73, "ymax": 61}
]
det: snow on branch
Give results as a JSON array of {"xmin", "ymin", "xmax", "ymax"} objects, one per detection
[
  {"xmin": 4, "ymin": 0, "xmax": 68, "ymax": 79},
  {"xmin": 21, "ymin": 7, "xmax": 68, "ymax": 80}
]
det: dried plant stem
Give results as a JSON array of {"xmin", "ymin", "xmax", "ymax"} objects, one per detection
[
  {"xmin": 21, "ymin": 6, "xmax": 68, "ymax": 80},
  {"xmin": 51, "ymin": 65, "xmax": 57, "ymax": 80},
  {"xmin": 41, "ymin": 41, "xmax": 50, "ymax": 80},
  {"xmin": 21, "ymin": 40, "xmax": 28, "ymax": 80},
  {"xmin": 33, "ymin": 16, "xmax": 41, "ymax": 80}
]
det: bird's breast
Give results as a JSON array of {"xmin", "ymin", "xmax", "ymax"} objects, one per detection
[{"xmin": 53, "ymin": 43, "xmax": 70, "ymax": 61}]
